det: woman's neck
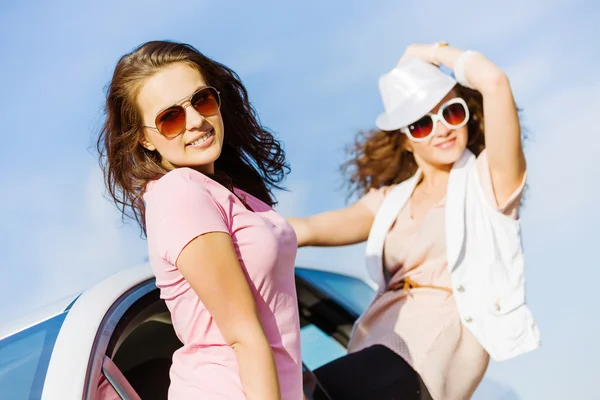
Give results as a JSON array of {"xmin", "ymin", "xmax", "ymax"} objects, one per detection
[{"xmin": 417, "ymin": 162, "xmax": 451, "ymax": 190}]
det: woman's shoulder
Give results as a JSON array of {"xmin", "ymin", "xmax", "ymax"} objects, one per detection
[
  {"xmin": 145, "ymin": 168, "xmax": 225, "ymax": 200},
  {"xmin": 148, "ymin": 167, "xmax": 208, "ymax": 189},
  {"xmin": 359, "ymin": 184, "xmax": 398, "ymax": 215}
]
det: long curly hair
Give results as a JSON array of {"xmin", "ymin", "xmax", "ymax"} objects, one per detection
[
  {"xmin": 342, "ymin": 85, "xmax": 487, "ymax": 198},
  {"xmin": 97, "ymin": 40, "xmax": 289, "ymax": 234}
]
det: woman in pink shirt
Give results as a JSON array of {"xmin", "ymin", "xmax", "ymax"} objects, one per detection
[
  {"xmin": 97, "ymin": 40, "xmax": 302, "ymax": 399},
  {"xmin": 289, "ymin": 44, "xmax": 538, "ymax": 399}
]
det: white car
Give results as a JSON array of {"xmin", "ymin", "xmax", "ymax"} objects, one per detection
[{"xmin": 0, "ymin": 264, "xmax": 376, "ymax": 400}]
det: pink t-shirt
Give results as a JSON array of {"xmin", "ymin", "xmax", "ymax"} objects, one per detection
[{"xmin": 142, "ymin": 168, "xmax": 302, "ymax": 399}]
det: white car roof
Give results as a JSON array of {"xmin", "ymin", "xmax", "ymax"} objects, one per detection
[{"xmin": 0, "ymin": 263, "xmax": 155, "ymax": 341}]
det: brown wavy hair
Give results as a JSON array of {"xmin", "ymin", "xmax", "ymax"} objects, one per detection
[
  {"xmin": 343, "ymin": 85, "xmax": 487, "ymax": 197},
  {"xmin": 97, "ymin": 40, "xmax": 289, "ymax": 234}
]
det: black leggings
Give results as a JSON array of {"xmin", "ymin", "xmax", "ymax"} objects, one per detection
[{"xmin": 312, "ymin": 345, "xmax": 433, "ymax": 400}]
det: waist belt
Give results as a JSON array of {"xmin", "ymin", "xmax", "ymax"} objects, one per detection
[{"xmin": 387, "ymin": 276, "xmax": 453, "ymax": 295}]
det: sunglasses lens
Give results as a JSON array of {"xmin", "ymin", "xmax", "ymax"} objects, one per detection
[
  {"xmin": 408, "ymin": 116, "xmax": 434, "ymax": 139},
  {"xmin": 442, "ymin": 102, "xmax": 467, "ymax": 126},
  {"xmin": 156, "ymin": 107, "xmax": 186, "ymax": 138},
  {"xmin": 191, "ymin": 87, "xmax": 220, "ymax": 116}
]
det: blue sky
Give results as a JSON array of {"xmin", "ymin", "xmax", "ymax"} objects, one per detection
[{"xmin": 1, "ymin": 0, "xmax": 599, "ymax": 398}]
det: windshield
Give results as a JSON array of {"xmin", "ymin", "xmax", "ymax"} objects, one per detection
[{"xmin": 0, "ymin": 313, "xmax": 67, "ymax": 400}]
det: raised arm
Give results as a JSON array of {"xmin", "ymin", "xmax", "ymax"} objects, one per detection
[
  {"xmin": 401, "ymin": 44, "xmax": 525, "ymax": 206},
  {"xmin": 288, "ymin": 201, "xmax": 374, "ymax": 248},
  {"xmin": 177, "ymin": 232, "xmax": 281, "ymax": 400}
]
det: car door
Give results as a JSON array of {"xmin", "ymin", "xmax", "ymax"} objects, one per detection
[
  {"xmin": 41, "ymin": 264, "xmax": 156, "ymax": 400},
  {"xmin": 98, "ymin": 267, "xmax": 376, "ymax": 399},
  {"xmin": 40, "ymin": 265, "xmax": 376, "ymax": 400}
]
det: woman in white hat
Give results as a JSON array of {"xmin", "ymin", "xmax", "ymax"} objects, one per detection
[{"xmin": 289, "ymin": 44, "xmax": 540, "ymax": 400}]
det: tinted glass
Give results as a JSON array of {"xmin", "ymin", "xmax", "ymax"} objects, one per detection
[
  {"xmin": 295, "ymin": 268, "xmax": 375, "ymax": 317},
  {"xmin": 407, "ymin": 115, "xmax": 434, "ymax": 138},
  {"xmin": 0, "ymin": 313, "xmax": 67, "ymax": 400},
  {"xmin": 300, "ymin": 324, "xmax": 347, "ymax": 370},
  {"xmin": 442, "ymin": 102, "xmax": 467, "ymax": 126}
]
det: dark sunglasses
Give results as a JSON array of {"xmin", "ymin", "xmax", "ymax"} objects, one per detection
[{"xmin": 144, "ymin": 86, "xmax": 221, "ymax": 138}]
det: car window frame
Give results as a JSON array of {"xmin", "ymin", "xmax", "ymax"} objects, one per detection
[{"xmin": 82, "ymin": 279, "xmax": 156, "ymax": 400}]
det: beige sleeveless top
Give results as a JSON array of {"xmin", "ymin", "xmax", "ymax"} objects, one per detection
[{"xmin": 349, "ymin": 151, "xmax": 525, "ymax": 400}]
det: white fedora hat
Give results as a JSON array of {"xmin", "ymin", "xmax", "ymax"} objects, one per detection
[{"xmin": 375, "ymin": 57, "xmax": 457, "ymax": 131}]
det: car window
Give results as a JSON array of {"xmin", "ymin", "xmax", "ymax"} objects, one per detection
[
  {"xmin": 297, "ymin": 268, "xmax": 377, "ymax": 370},
  {"xmin": 295, "ymin": 268, "xmax": 375, "ymax": 317},
  {"xmin": 300, "ymin": 324, "xmax": 347, "ymax": 370},
  {"xmin": 0, "ymin": 312, "xmax": 67, "ymax": 400}
]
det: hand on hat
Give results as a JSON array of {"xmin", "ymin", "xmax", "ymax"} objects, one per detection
[{"xmin": 397, "ymin": 43, "xmax": 445, "ymax": 67}]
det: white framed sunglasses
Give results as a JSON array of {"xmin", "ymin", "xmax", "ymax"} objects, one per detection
[{"xmin": 401, "ymin": 97, "xmax": 470, "ymax": 142}]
